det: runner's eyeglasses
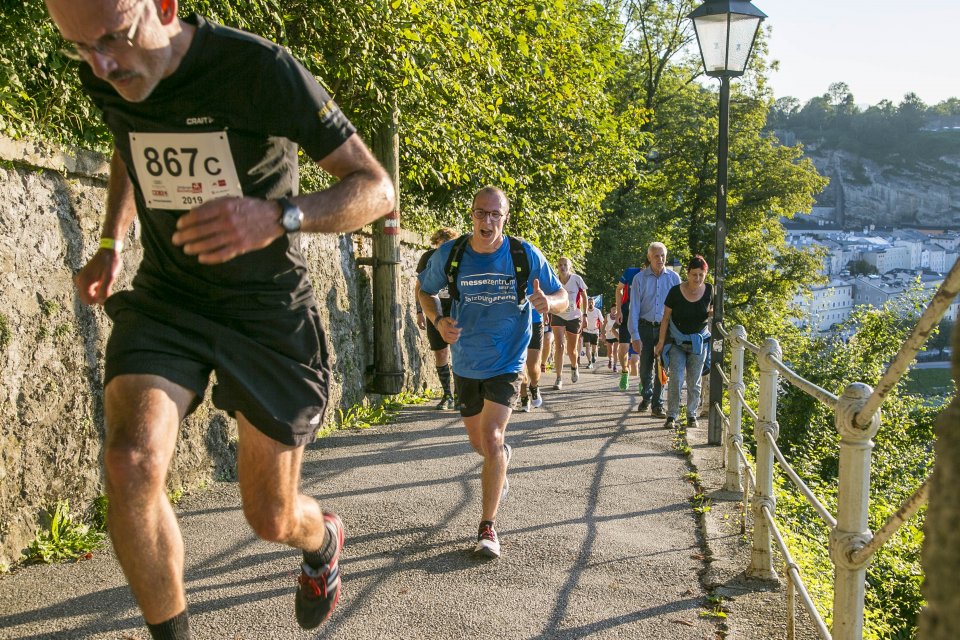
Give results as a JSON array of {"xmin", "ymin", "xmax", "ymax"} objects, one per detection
[
  {"xmin": 60, "ymin": 2, "xmax": 145, "ymax": 61},
  {"xmin": 470, "ymin": 209, "xmax": 505, "ymax": 222}
]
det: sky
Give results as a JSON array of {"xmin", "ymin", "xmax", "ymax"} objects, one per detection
[{"xmin": 762, "ymin": 0, "xmax": 957, "ymax": 108}]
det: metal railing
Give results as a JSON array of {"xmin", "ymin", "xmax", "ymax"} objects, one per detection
[{"xmin": 717, "ymin": 256, "xmax": 960, "ymax": 640}]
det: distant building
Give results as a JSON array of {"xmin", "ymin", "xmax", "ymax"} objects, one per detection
[
  {"xmin": 862, "ymin": 244, "xmax": 911, "ymax": 273},
  {"xmin": 793, "ymin": 279, "xmax": 855, "ymax": 331},
  {"xmin": 922, "ymin": 242, "xmax": 948, "ymax": 273},
  {"xmin": 789, "ymin": 227, "xmax": 959, "ymax": 334}
]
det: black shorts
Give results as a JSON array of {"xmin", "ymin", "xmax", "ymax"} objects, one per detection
[
  {"xmin": 527, "ymin": 322, "xmax": 544, "ymax": 351},
  {"xmin": 550, "ymin": 315, "xmax": 582, "ymax": 334},
  {"xmin": 104, "ymin": 290, "xmax": 331, "ymax": 447},
  {"xmin": 454, "ymin": 372, "xmax": 521, "ymax": 418},
  {"xmin": 582, "ymin": 332, "xmax": 599, "ymax": 345},
  {"xmin": 606, "ymin": 336, "xmax": 619, "ymax": 344},
  {"xmin": 618, "ymin": 304, "xmax": 632, "ymax": 343}
]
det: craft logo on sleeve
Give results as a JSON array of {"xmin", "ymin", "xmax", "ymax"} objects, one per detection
[
  {"xmin": 129, "ymin": 131, "xmax": 243, "ymax": 209},
  {"xmin": 460, "ymin": 272, "xmax": 516, "ymax": 307}
]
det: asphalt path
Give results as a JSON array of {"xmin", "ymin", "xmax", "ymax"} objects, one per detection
[{"xmin": 0, "ymin": 367, "xmax": 719, "ymax": 639}]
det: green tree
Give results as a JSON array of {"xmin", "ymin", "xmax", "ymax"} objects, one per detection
[
  {"xmin": 6, "ymin": 1, "xmax": 648, "ymax": 259},
  {"xmin": 584, "ymin": 1, "xmax": 827, "ymax": 339}
]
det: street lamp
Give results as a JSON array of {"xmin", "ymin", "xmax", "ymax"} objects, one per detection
[{"xmin": 688, "ymin": 0, "xmax": 766, "ymax": 446}]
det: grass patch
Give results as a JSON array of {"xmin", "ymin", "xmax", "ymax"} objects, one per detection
[
  {"xmin": 904, "ymin": 367, "xmax": 955, "ymax": 397},
  {"xmin": 0, "ymin": 313, "xmax": 10, "ymax": 348},
  {"xmin": 26, "ymin": 500, "xmax": 106, "ymax": 563},
  {"xmin": 317, "ymin": 389, "xmax": 439, "ymax": 437}
]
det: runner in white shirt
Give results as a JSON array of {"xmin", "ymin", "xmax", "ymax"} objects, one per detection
[
  {"xmin": 581, "ymin": 298, "xmax": 604, "ymax": 369},
  {"xmin": 550, "ymin": 257, "xmax": 588, "ymax": 389},
  {"xmin": 604, "ymin": 311, "xmax": 619, "ymax": 371}
]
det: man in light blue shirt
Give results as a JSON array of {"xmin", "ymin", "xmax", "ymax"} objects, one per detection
[
  {"xmin": 418, "ymin": 186, "xmax": 567, "ymax": 559},
  {"xmin": 629, "ymin": 242, "xmax": 681, "ymax": 417}
]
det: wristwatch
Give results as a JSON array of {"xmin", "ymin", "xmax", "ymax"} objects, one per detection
[{"xmin": 277, "ymin": 197, "xmax": 304, "ymax": 232}]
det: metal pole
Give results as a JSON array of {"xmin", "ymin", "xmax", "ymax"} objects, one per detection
[
  {"xmin": 748, "ymin": 337, "xmax": 779, "ymax": 580},
  {"xmin": 724, "ymin": 325, "xmax": 746, "ymax": 492},
  {"xmin": 831, "ymin": 382, "xmax": 879, "ymax": 639},
  {"xmin": 708, "ymin": 76, "xmax": 730, "ymax": 446}
]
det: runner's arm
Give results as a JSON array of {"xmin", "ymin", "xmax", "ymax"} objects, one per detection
[
  {"xmin": 172, "ymin": 135, "xmax": 395, "ymax": 264},
  {"xmin": 614, "ymin": 282, "xmax": 626, "ymax": 318},
  {"xmin": 417, "ymin": 288, "xmax": 460, "ymax": 343},
  {"xmin": 73, "ymin": 149, "xmax": 137, "ymax": 305}
]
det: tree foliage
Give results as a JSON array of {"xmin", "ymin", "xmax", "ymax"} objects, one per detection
[
  {"xmin": 2, "ymin": 0, "xmax": 649, "ymax": 260},
  {"xmin": 583, "ymin": 1, "xmax": 826, "ymax": 342},
  {"xmin": 767, "ymin": 83, "xmax": 960, "ymax": 167}
]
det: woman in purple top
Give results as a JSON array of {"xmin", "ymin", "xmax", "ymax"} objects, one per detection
[{"xmin": 654, "ymin": 256, "xmax": 713, "ymax": 429}]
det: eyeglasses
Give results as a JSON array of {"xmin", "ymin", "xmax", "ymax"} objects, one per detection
[
  {"xmin": 470, "ymin": 208, "xmax": 505, "ymax": 222},
  {"xmin": 60, "ymin": 2, "xmax": 144, "ymax": 62}
]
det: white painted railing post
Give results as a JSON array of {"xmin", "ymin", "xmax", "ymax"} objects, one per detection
[
  {"xmin": 748, "ymin": 337, "xmax": 780, "ymax": 580},
  {"xmin": 830, "ymin": 382, "xmax": 880, "ymax": 640},
  {"xmin": 724, "ymin": 325, "xmax": 747, "ymax": 492}
]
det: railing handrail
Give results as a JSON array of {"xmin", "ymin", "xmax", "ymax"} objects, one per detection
[
  {"xmin": 850, "ymin": 477, "xmax": 930, "ymax": 566},
  {"xmin": 767, "ymin": 355, "xmax": 839, "ymax": 407},
  {"xmin": 855, "ymin": 258, "xmax": 960, "ymax": 428},
  {"xmin": 718, "ymin": 253, "xmax": 958, "ymax": 639}
]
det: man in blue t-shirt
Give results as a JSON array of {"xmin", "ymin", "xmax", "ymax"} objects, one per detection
[{"xmin": 418, "ymin": 186, "xmax": 567, "ymax": 559}]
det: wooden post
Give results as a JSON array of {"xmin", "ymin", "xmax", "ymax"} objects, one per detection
[{"xmin": 365, "ymin": 104, "xmax": 404, "ymax": 395}]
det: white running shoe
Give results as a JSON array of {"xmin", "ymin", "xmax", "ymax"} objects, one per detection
[
  {"xmin": 571, "ymin": 368, "xmax": 580, "ymax": 383},
  {"xmin": 474, "ymin": 522, "xmax": 501, "ymax": 558},
  {"xmin": 553, "ymin": 377, "xmax": 563, "ymax": 390},
  {"xmin": 530, "ymin": 387, "xmax": 543, "ymax": 408}
]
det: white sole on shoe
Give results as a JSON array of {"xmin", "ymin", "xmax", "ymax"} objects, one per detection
[{"xmin": 474, "ymin": 538, "xmax": 501, "ymax": 558}]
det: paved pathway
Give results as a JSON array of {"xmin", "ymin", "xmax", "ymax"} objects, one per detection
[{"xmin": 0, "ymin": 367, "xmax": 720, "ymax": 639}]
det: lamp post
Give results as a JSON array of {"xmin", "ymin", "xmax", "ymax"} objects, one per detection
[{"xmin": 688, "ymin": 0, "xmax": 765, "ymax": 446}]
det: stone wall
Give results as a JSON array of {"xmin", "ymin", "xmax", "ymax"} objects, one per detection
[{"xmin": 0, "ymin": 136, "xmax": 434, "ymax": 569}]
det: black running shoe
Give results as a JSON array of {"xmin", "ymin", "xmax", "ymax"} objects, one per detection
[{"xmin": 295, "ymin": 513, "xmax": 344, "ymax": 630}]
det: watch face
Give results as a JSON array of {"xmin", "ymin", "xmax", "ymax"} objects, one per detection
[{"xmin": 281, "ymin": 199, "xmax": 303, "ymax": 232}]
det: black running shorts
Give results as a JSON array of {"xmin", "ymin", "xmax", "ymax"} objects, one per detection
[
  {"xmin": 527, "ymin": 322, "xmax": 544, "ymax": 351},
  {"xmin": 425, "ymin": 318, "xmax": 450, "ymax": 351},
  {"xmin": 550, "ymin": 315, "xmax": 582, "ymax": 334},
  {"xmin": 104, "ymin": 290, "xmax": 331, "ymax": 447},
  {"xmin": 618, "ymin": 303, "xmax": 632, "ymax": 343},
  {"xmin": 454, "ymin": 372, "xmax": 521, "ymax": 417},
  {"xmin": 582, "ymin": 332, "xmax": 599, "ymax": 345}
]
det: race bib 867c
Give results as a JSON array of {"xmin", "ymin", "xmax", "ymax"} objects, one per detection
[{"xmin": 129, "ymin": 131, "xmax": 243, "ymax": 210}]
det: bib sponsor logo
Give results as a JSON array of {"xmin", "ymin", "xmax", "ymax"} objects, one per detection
[{"xmin": 129, "ymin": 131, "xmax": 242, "ymax": 209}]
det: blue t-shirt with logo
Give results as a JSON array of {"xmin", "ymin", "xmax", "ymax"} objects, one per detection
[{"xmin": 418, "ymin": 236, "xmax": 561, "ymax": 379}]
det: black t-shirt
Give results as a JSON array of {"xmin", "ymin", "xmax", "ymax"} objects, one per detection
[
  {"xmin": 80, "ymin": 14, "xmax": 356, "ymax": 318},
  {"xmin": 664, "ymin": 283, "xmax": 713, "ymax": 335}
]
